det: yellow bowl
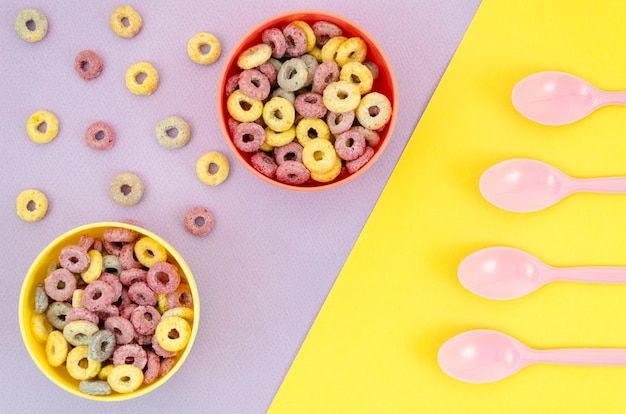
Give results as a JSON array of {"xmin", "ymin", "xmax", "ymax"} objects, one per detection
[{"xmin": 18, "ymin": 222, "xmax": 200, "ymax": 401}]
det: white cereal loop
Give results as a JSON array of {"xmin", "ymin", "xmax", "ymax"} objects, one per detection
[
  {"xmin": 15, "ymin": 9, "xmax": 48, "ymax": 42},
  {"xmin": 355, "ymin": 92, "xmax": 393, "ymax": 130},
  {"xmin": 155, "ymin": 116, "xmax": 191, "ymax": 149},
  {"xmin": 109, "ymin": 172, "xmax": 144, "ymax": 206}
]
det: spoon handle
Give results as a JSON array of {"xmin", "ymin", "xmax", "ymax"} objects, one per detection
[
  {"xmin": 593, "ymin": 90, "xmax": 626, "ymax": 107},
  {"xmin": 530, "ymin": 348, "xmax": 626, "ymax": 366},
  {"xmin": 571, "ymin": 176, "xmax": 626, "ymax": 194},
  {"xmin": 550, "ymin": 266, "xmax": 626, "ymax": 284}
]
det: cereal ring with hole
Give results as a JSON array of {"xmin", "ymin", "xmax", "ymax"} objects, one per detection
[
  {"xmin": 104, "ymin": 227, "xmax": 138, "ymax": 243},
  {"xmin": 238, "ymin": 69, "xmax": 271, "ymax": 101},
  {"xmin": 310, "ymin": 156, "xmax": 342, "ymax": 183},
  {"xmin": 143, "ymin": 351, "xmax": 161, "ymax": 384},
  {"xmin": 109, "ymin": 172, "xmax": 144, "ymax": 206},
  {"xmin": 162, "ymin": 307, "xmax": 195, "ymax": 325},
  {"xmin": 134, "ymin": 237, "xmax": 167, "ymax": 267},
  {"xmin": 302, "ymin": 138, "xmax": 338, "ymax": 174},
  {"xmin": 155, "ymin": 115, "xmax": 190, "ymax": 149},
  {"xmin": 276, "ymin": 160, "xmax": 310, "ymax": 185},
  {"xmin": 313, "ymin": 60, "xmax": 340, "ymax": 94},
  {"xmin": 31, "ymin": 313, "xmax": 54, "ymax": 343},
  {"xmin": 35, "ymin": 283, "xmax": 48, "ymax": 314},
  {"xmin": 26, "ymin": 110, "xmax": 58, "ymax": 144},
  {"xmin": 113, "ymin": 343, "xmax": 147, "ymax": 370},
  {"xmin": 99, "ymin": 272, "xmax": 123, "ymax": 302},
  {"xmin": 187, "ymin": 32, "xmax": 221, "ymax": 65},
  {"xmin": 355, "ymin": 92, "xmax": 393, "ymax": 130},
  {"xmin": 74, "ymin": 50, "xmax": 103, "ymax": 81},
  {"xmin": 296, "ymin": 118, "xmax": 331, "ymax": 147},
  {"xmin": 125, "ymin": 62, "xmax": 159, "ymax": 95},
  {"xmin": 104, "ymin": 315, "xmax": 136, "ymax": 345},
  {"xmin": 291, "ymin": 21, "xmax": 316, "ymax": 52},
  {"xmin": 119, "ymin": 243, "xmax": 142, "ymax": 270},
  {"xmin": 102, "ymin": 254, "xmax": 123, "ymax": 276},
  {"xmin": 15, "ymin": 9, "xmax": 48, "ymax": 42},
  {"xmin": 277, "ymin": 58, "xmax": 309, "ymax": 92},
  {"xmin": 167, "ymin": 284, "xmax": 193, "ymax": 309},
  {"xmin": 110, "ymin": 5, "xmax": 142, "ymax": 38},
  {"xmin": 274, "ymin": 141, "xmax": 304, "ymax": 166},
  {"xmin": 295, "ymin": 92, "xmax": 327, "ymax": 119},
  {"xmin": 346, "ymin": 145, "xmax": 375, "ymax": 174},
  {"xmin": 130, "ymin": 305, "xmax": 161, "ymax": 335},
  {"xmin": 66, "ymin": 345, "xmax": 101, "ymax": 380},
  {"xmin": 196, "ymin": 151, "xmax": 229, "ymax": 186},
  {"xmin": 262, "ymin": 97, "xmax": 295, "ymax": 133},
  {"xmin": 46, "ymin": 301, "xmax": 72, "ymax": 330},
  {"xmin": 88, "ymin": 329, "xmax": 116, "ymax": 362},
  {"xmin": 261, "ymin": 28, "xmax": 286, "ymax": 59},
  {"xmin": 45, "ymin": 268, "xmax": 77, "ymax": 301},
  {"xmin": 257, "ymin": 61, "xmax": 278, "ymax": 86},
  {"xmin": 65, "ymin": 307, "xmax": 99, "ymax": 326},
  {"xmin": 321, "ymin": 36, "xmax": 347, "ymax": 62},
  {"xmin": 335, "ymin": 129, "xmax": 367, "ymax": 161},
  {"xmin": 83, "ymin": 280, "xmax": 116, "ymax": 312},
  {"xmin": 80, "ymin": 250, "xmax": 103, "ymax": 283},
  {"xmin": 184, "ymin": 206, "xmax": 215, "ymax": 236},
  {"xmin": 340, "ymin": 61, "xmax": 373, "ymax": 95},
  {"xmin": 327, "ymin": 110, "xmax": 355, "ymax": 135},
  {"xmin": 283, "ymin": 24, "xmax": 307, "ymax": 57},
  {"xmin": 336, "ymin": 37, "xmax": 367, "ymax": 66},
  {"xmin": 45, "ymin": 330, "xmax": 69, "ymax": 367},
  {"xmin": 79, "ymin": 380, "xmax": 112, "ymax": 396},
  {"xmin": 147, "ymin": 262, "xmax": 180, "ymax": 294},
  {"xmin": 264, "ymin": 126, "xmax": 295, "ymax": 147},
  {"xmin": 250, "ymin": 151, "xmax": 278, "ymax": 178},
  {"xmin": 232, "ymin": 122, "xmax": 265, "ymax": 153},
  {"xmin": 120, "ymin": 268, "xmax": 147, "ymax": 286},
  {"xmin": 226, "ymin": 89, "xmax": 263, "ymax": 123},
  {"xmin": 155, "ymin": 315, "xmax": 191, "ymax": 352},
  {"xmin": 128, "ymin": 281, "xmax": 157, "ymax": 306},
  {"xmin": 85, "ymin": 121, "xmax": 114, "ymax": 150},
  {"xmin": 323, "ymin": 81, "xmax": 361, "ymax": 113},
  {"xmin": 237, "ymin": 43, "xmax": 272, "ymax": 70},
  {"xmin": 107, "ymin": 364, "xmax": 144, "ymax": 393},
  {"xmin": 312, "ymin": 21, "xmax": 343, "ymax": 46},
  {"xmin": 59, "ymin": 245, "xmax": 90, "ymax": 273},
  {"xmin": 16, "ymin": 189, "xmax": 48, "ymax": 222},
  {"xmin": 63, "ymin": 320, "xmax": 99, "ymax": 346}
]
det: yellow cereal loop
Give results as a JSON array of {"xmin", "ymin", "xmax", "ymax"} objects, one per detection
[
  {"xmin": 63, "ymin": 320, "xmax": 99, "ymax": 346},
  {"xmin": 66, "ymin": 346, "xmax": 101, "ymax": 380},
  {"xmin": 162, "ymin": 307, "xmax": 194, "ymax": 325},
  {"xmin": 187, "ymin": 32, "xmax": 221, "ymax": 65},
  {"xmin": 72, "ymin": 289, "xmax": 85, "ymax": 308},
  {"xmin": 107, "ymin": 364, "xmax": 144, "ymax": 393},
  {"xmin": 157, "ymin": 293, "xmax": 169, "ymax": 314},
  {"xmin": 291, "ymin": 20, "xmax": 316, "ymax": 52},
  {"xmin": 31, "ymin": 313, "xmax": 54, "ymax": 343},
  {"xmin": 45, "ymin": 330, "xmax": 69, "ymax": 367},
  {"xmin": 335, "ymin": 37, "xmax": 367, "ymax": 66},
  {"xmin": 262, "ymin": 97, "xmax": 295, "ymax": 132},
  {"xmin": 260, "ymin": 140, "xmax": 274, "ymax": 152},
  {"xmin": 340, "ymin": 61, "xmax": 374, "ymax": 95},
  {"xmin": 302, "ymin": 138, "xmax": 338, "ymax": 174},
  {"xmin": 80, "ymin": 250, "xmax": 102, "ymax": 283},
  {"xmin": 125, "ymin": 62, "xmax": 159, "ymax": 95},
  {"xmin": 296, "ymin": 118, "xmax": 331, "ymax": 147},
  {"xmin": 26, "ymin": 110, "xmax": 59, "ymax": 144},
  {"xmin": 155, "ymin": 315, "xmax": 191, "ymax": 352},
  {"xmin": 322, "ymin": 80, "xmax": 361, "ymax": 113},
  {"xmin": 227, "ymin": 90, "xmax": 263, "ymax": 122},
  {"xmin": 110, "ymin": 5, "xmax": 143, "ymax": 38},
  {"xmin": 320, "ymin": 36, "xmax": 347, "ymax": 62},
  {"xmin": 356, "ymin": 92, "xmax": 393, "ymax": 130},
  {"xmin": 15, "ymin": 9, "xmax": 48, "ymax": 42},
  {"xmin": 98, "ymin": 364, "xmax": 114, "ymax": 381},
  {"xmin": 309, "ymin": 46, "xmax": 323, "ymax": 62},
  {"xmin": 310, "ymin": 155, "xmax": 342, "ymax": 183},
  {"xmin": 237, "ymin": 43, "xmax": 272, "ymax": 69},
  {"xmin": 196, "ymin": 151, "xmax": 230, "ymax": 186},
  {"xmin": 16, "ymin": 189, "xmax": 48, "ymax": 222},
  {"xmin": 264, "ymin": 126, "xmax": 296, "ymax": 147},
  {"xmin": 134, "ymin": 236, "xmax": 167, "ymax": 267}
]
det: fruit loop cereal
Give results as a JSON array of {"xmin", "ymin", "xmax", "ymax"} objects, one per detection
[
  {"xmin": 30, "ymin": 227, "xmax": 196, "ymax": 396},
  {"xmin": 85, "ymin": 121, "xmax": 115, "ymax": 150},
  {"xmin": 26, "ymin": 110, "xmax": 59, "ymax": 144},
  {"xmin": 196, "ymin": 151, "xmax": 229, "ymax": 186},
  {"xmin": 109, "ymin": 172, "xmax": 144, "ymax": 206},
  {"xmin": 110, "ymin": 5, "xmax": 143, "ymax": 38},
  {"xmin": 155, "ymin": 116, "xmax": 190, "ymax": 149},
  {"xmin": 74, "ymin": 50, "xmax": 103, "ymax": 80},
  {"xmin": 16, "ymin": 189, "xmax": 48, "ymax": 222},
  {"xmin": 183, "ymin": 206, "xmax": 215, "ymax": 236},
  {"xmin": 187, "ymin": 32, "xmax": 221, "ymax": 65},
  {"xmin": 223, "ymin": 18, "xmax": 394, "ymax": 186},
  {"xmin": 15, "ymin": 9, "xmax": 48, "ymax": 42},
  {"xmin": 125, "ymin": 62, "xmax": 159, "ymax": 95}
]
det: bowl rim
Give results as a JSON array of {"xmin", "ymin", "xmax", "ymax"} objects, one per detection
[
  {"xmin": 18, "ymin": 221, "xmax": 200, "ymax": 402},
  {"xmin": 216, "ymin": 9, "xmax": 399, "ymax": 192}
]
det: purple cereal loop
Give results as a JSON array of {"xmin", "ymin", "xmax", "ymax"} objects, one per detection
[
  {"xmin": 99, "ymin": 272, "xmax": 123, "ymax": 302},
  {"xmin": 93, "ymin": 238, "xmax": 103, "ymax": 253},
  {"xmin": 119, "ymin": 268, "xmax": 148, "ymax": 286},
  {"xmin": 85, "ymin": 121, "xmax": 115, "ymax": 151},
  {"xmin": 312, "ymin": 21, "xmax": 343, "ymax": 46},
  {"xmin": 44, "ymin": 268, "xmax": 77, "ymax": 302},
  {"xmin": 167, "ymin": 284, "xmax": 194, "ymax": 309},
  {"xmin": 59, "ymin": 245, "xmax": 90, "ymax": 273},
  {"xmin": 144, "ymin": 351, "xmax": 161, "ymax": 384},
  {"xmin": 121, "ymin": 303, "xmax": 138, "ymax": 320},
  {"xmin": 232, "ymin": 122, "xmax": 265, "ymax": 153},
  {"xmin": 327, "ymin": 111, "xmax": 355, "ymax": 135},
  {"xmin": 261, "ymin": 27, "xmax": 286, "ymax": 58},
  {"xmin": 65, "ymin": 307, "xmax": 100, "ymax": 325},
  {"xmin": 147, "ymin": 262, "xmax": 180, "ymax": 294},
  {"xmin": 74, "ymin": 50, "xmax": 103, "ymax": 80},
  {"xmin": 104, "ymin": 315, "xmax": 136, "ymax": 345},
  {"xmin": 152, "ymin": 335, "xmax": 176, "ymax": 358},
  {"xmin": 128, "ymin": 281, "xmax": 157, "ymax": 306},
  {"xmin": 159, "ymin": 357, "xmax": 177, "ymax": 377},
  {"xmin": 313, "ymin": 61, "xmax": 340, "ymax": 94},
  {"xmin": 113, "ymin": 344, "xmax": 147, "ymax": 370},
  {"xmin": 257, "ymin": 61, "xmax": 277, "ymax": 86},
  {"xmin": 335, "ymin": 129, "xmax": 367, "ymax": 161},
  {"xmin": 276, "ymin": 160, "xmax": 310, "ymax": 185},
  {"xmin": 103, "ymin": 240, "xmax": 122, "ymax": 256},
  {"xmin": 78, "ymin": 234, "xmax": 95, "ymax": 251},
  {"xmin": 119, "ymin": 242, "xmax": 142, "ymax": 270},
  {"xmin": 238, "ymin": 69, "xmax": 271, "ymax": 100},
  {"xmin": 225, "ymin": 74, "xmax": 240, "ymax": 96},
  {"xmin": 283, "ymin": 24, "xmax": 307, "ymax": 57},
  {"xmin": 294, "ymin": 92, "xmax": 327, "ymax": 119},
  {"xmin": 250, "ymin": 151, "xmax": 278, "ymax": 178},
  {"xmin": 346, "ymin": 145, "xmax": 375, "ymax": 174},
  {"xmin": 274, "ymin": 142, "xmax": 303, "ymax": 166},
  {"xmin": 227, "ymin": 117, "xmax": 240, "ymax": 137},
  {"xmin": 82, "ymin": 280, "xmax": 116, "ymax": 312},
  {"xmin": 130, "ymin": 305, "xmax": 161, "ymax": 335}
]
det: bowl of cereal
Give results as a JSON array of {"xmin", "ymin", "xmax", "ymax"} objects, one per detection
[
  {"xmin": 217, "ymin": 10, "xmax": 398, "ymax": 191},
  {"xmin": 18, "ymin": 222, "xmax": 199, "ymax": 401}
]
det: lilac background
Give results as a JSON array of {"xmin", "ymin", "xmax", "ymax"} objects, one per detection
[{"xmin": 1, "ymin": 1, "xmax": 480, "ymax": 412}]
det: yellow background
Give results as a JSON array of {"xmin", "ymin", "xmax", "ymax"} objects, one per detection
[{"xmin": 270, "ymin": 0, "xmax": 626, "ymax": 412}]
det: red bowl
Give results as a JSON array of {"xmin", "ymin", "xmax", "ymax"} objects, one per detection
[{"xmin": 217, "ymin": 10, "xmax": 398, "ymax": 191}]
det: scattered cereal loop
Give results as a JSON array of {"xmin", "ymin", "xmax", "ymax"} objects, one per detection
[
  {"xmin": 110, "ymin": 5, "xmax": 143, "ymax": 38},
  {"xmin": 125, "ymin": 62, "xmax": 159, "ymax": 95},
  {"xmin": 74, "ymin": 50, "xmax": 103, "ymax": 80},
  {"xmin": 196, "ymin": 151, "xmax": 229, "ymax": 186},
  {"xmin": 16, "ymin": 189, "xmax": 48, "ymax": 222},
  {"xmin": 187, "ymin": 32, "xmax": 221, "ymax": 65},
  {"xmin": 109, "ymin": 172, "xmax": 144, "ymax": 206},
  {"xmin": 26, "ymin": 110, "xmax": 59, "ymax": 144},
  {"xmin": 15, "ymin": 9, "xmax": 48, "ymax": 42},
  {"xmin": 155, "ymin": 116, "xmax": 190, "ymax": 149},
  {"xmin": 183, "ymin": 206, "xmax": 215, "ymax": 236}
]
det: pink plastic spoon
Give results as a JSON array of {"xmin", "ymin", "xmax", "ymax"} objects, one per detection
[
  {"xmin": 512, "ymin": 71, "xmax": 626, "ymax": 126},
  {"xmin": 480, "ymin": 158, "xmax": 626, "ymax": 213},
  {"xmin": 458, "ymin": 246, "xmax": 626, "ymax": 300},
  {"xmin": 438, "ymin": 329, "xmax": 626, "ymax": 383}
]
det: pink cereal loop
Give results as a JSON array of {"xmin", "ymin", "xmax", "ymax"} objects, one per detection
[
  {"xmin": 74, "ymin": 50, "xmax": 104, "ymax": 80},
  {"xmin": 78, "ymin": 234, "xmax": 95, "ymax": 251},
  {"xmin": 335, "ymin": 129, "xmax": 367, "ymax": 161},
  {"xmin": 327, "ymin": 110, "xmax": 355, "ymax": 135},
  {"xmin": 103, "ymin": 227, "xmax": 138, "ymax": 243},
  {"xmin": 128, "ymin": 281, "xmax": 157, "ymax": 306},
  {"xmin": 147, "ymin": 261, "xmax": 181, "ymax": 294},
  {"xmin": 238, "ymin": 69, "xmax": 271, "ymax": 101},
  {"xmin": 283, "ymin": 24, "xmax": 307, "ymax": 57},
  {"xmin": 274, "ymin": 142, "xmax": 303, "ymax": 166},
  {"xmin": 130, "ymin": 305, "xmax": 161, "ymax": 335},
  {"xmin": 276, "ymin": 160, "xmax": 310, "ymax": 185},
  {"xmin": 257, "ymin": 61, "xmax": 277, "ymax": 86},
  {"xmin": 261, "ymin": 27, "xmax": 286, "ymax": 58},
  {"xmin": 294, "ymin": 92, "xmax": 327, "ymax": 119},
  {"xmin": 312, "ymin": 21, "xmax": 343, "ymax": 46},
  {"xmin": 85, "ymin": 121, "xmax": 115, "ymax": 151},
  {"xmin": 144, "ymin": 351, "xmax": 161, "ymax": 384},
  {"xmin": 346, "ymin": 145, "xmax": 375, "ymax": 174},
  {"xmin": 44, "ymin": 268, "xmax": 77, "ymax": 302},
  {"xmin": 98, "ymin": 272, "xmax": 123, "ymax": 302},
  {"xmin": 167, "ymin": 284, "xmax": 194, "ymax": 309},
  {"xmin": 113, "ymin": 344, "xmax": 147, "ymax": 370},
  {"xmin": 119, "ymin": 242, "xmax": 142, "ymax": 270},
  {"xmin": 59, "ymin": 245, "xmax": 91, "ymax": 273},
  {"xmin": 65, "ymin": 307, "xmax": 99, "ymax": 325},
  {"xmin": 120, "ymin": 268, "xmax": 148, "ymax": 286},
  {"xmin": 82, "ymin": 280, "xmax": 116, "ymax": 312},
  {"xmin": 184, "ymin": 206, "xmax": 215, "ymax": 236},
  {"xmin": 104, "ymin": 315, "xmax": 136, "ymax": 345},
  {"xmin": 232, "ymin": 122, "xmax": 265, "ymax": 153},
  {"xmin": 250, "ymin": 152, "xmax": 278, "ymax": 178},
  {"xmin": 313, "ymin": 61, "xmax": 340, "ymax": 94}
]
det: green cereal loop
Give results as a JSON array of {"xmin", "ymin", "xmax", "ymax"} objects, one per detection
[{"xmin": 15, "ymin": 9, "xmax": 48, "ymax": 42}]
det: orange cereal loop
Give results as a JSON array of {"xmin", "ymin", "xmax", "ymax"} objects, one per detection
[
  {"xmin": 26, "ymin": 110, "xmax": 59, "ymax": 144},
  {"xmin": 196, "ymin": 151, "xmax": 230, "ymax": 186},
  {"xmin": 187, "ymin": 32, "xmax": 221, "ymax": 65},
  {"xmin": 237, "ymin": 44, "xmax": 272, "ymax": 70},
  {"xmin": 110, "ymin": 5, "xmax": 143, "ymax": 38},
  {"xmin": 125, "ymin": 62, "xmax": 159, "ymax": 95},
  {"xmin": 16, "ymin": 189, "xmax": 48, "ymax": 222},
  {"xmin": 15, "ymin": 9, "xmax": 48, "ymax": 42},
  {"xmin": 155, "ymin": 315, "xmax": 191, "ymax": 352},
  {"xmin": 335, "ymin": 37, "xmax": 367, "ymax": 66}
]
